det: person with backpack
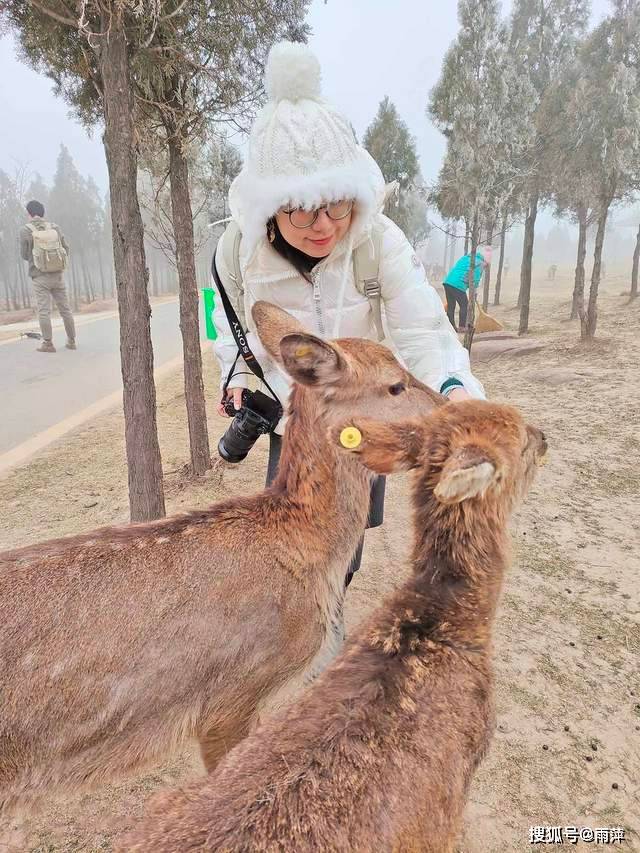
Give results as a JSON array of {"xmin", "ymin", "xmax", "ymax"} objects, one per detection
[
  {"xmin": 442, "ymin": 246, "xmax": 492, "ymax": 331},
  {"xmin": 20, "ymin": 200, "xmax": 76, "ymax": 353},
  {"xmin": 211, "ymin": 41, "xmax": 485, "ymax": 587}
]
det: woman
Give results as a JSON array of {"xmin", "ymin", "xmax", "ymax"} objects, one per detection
[
  {"xmin": 442, "ymin": 246, "xmax": 492, "ymax": 331},
  {"xmin": 213, "ymin": 41, "xmax": 485, "ymax": 586}
]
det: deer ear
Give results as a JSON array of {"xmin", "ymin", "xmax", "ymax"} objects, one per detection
[
  {"xmin": 434, "ymin": 446, "xmax": 497, "ymax": 504},
  {"xmin": 279, "ymin": 334, "xmax": 348, "ymax": 387},
  {"xmin": 333, "ymin": 419, "xmax": 425, "ymax": 474},
  {"xmin": 252, "ymin": 302, "xmax": 308, "ymax": 364}
]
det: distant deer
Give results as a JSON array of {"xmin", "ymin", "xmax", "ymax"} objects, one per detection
[
  {"xmin": 0, "ymin": 302, "xmax": 443, "ymax": 814},
  {"xmin": 119, "ymin": 401, "xmax": 547, "ymax": 853}
]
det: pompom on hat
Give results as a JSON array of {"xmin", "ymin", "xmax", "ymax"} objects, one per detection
[{"xmin": 228, "ymin": 41, "xmax": 386, "ymax": 257}]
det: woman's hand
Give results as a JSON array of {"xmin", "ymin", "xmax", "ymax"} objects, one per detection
[
  {"xmin": 216, "ymin": 387, "xmax": 244, "ymax": 417},
  {"xmin": 447, "ymin": 387, "xmax": 471, "ymax": 402}
]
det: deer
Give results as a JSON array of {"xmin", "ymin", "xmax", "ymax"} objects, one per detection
[
  {"xmin": 118, "ymin": 400, "xmax": 547, "ymax": 853},
  {"xmin": 0, "ymin": 301, "xmax": 444, "ymax": 815}
]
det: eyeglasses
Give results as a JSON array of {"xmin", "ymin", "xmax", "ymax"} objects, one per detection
[{"xmin": 280, "ymin": 200, "xmax": 354, "ymax": 229}]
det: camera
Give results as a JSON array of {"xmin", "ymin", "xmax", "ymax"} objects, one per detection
[{"xmin": 218, "ymin": 389, "xmax": 282, "ymax": 463}]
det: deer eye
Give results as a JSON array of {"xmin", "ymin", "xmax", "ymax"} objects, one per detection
[{"xmin": 389, "ymin": 383, "xmax": 406, "ymax": 396}]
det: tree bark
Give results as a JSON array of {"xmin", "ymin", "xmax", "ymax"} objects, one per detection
[
  {"xmin": 79, "ymin": 251, "xmax": 95, "ymax": 303},
  {"xmin": 17, "ymin": 261, "xmax": 29, "ymax": 309},
  {"xmin": 442, "ymin": 222, "xmax": 449, "ymax": 272},
  {"xmin": 464, "ymin": 220, "xmax": 470, "ymax": 255},
  {"xmin": 518, "ymin": 190, "xmax": 539, "ymax": 335},
  {"xmin": 98, "ymin": 16, "xmax": 165, "ymax": 521},
  {"xmin": 581, "ymin": 203, "xmax": 610, "ymax": 341},
  {"xmin": 463, "ymin": 215, "xmax": 480, "ymax": 352},
  {"xmin": 448, "ymin": 221, "xmax": 457, "ymax": 269},
  {"xmin": 151, "ymin": 260, "xmax": 160, "ymax": 297},
  {"xmin": 70, "ymin": 260, "xmax": 80, "ymax": 311},
  {"xmin": 481, "ymin": 219, "xmax": 494, "ymax": 311},
  {"xmin": 570, "ymin": 207, "xmax": 588, "ymax": 320},
  {"xmin": 167, "ymin": 129, "xmax": 211, "ymax": 476},
  {"xmin": 96, "ymin": 244, "xmax": 107, "ymax": 300},
  {"xmin": 630, "ymin": 223, "xmax": 640, "ymax": 300},
  {"xmin": 494, "ymin": 214, "xmax": 507, "ymax": 306}
]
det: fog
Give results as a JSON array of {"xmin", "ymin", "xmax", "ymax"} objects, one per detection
[{"xmin": 1, "ymin": 0, "xmax": 633, "ymax": 272}]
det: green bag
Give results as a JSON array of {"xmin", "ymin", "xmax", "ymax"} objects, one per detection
[{"xmin": 202, "ymin": 288, "xmax": 217, "ymax": 341}]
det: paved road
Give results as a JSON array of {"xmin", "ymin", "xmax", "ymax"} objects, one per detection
[{"xmin": 0, "ymin": 300, "xmax": 208, "ymax": 456}]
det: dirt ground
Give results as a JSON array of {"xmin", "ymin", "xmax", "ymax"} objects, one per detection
[{"xmin": 0, "ymin": 270, "xmax": 638, "ymax": 852}]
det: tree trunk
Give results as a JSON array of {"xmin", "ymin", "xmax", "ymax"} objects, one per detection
[
  {"xmin": 581, "ymin": 203, "xmax": 610, "ymax": 341},
  {"xmin": 70, "ymin": 260, "xmax": 80, "ymax": 311},
  {"xmin": 448, "ymin": 221, "xmax": 457, "ymax": 269},
  {"xmin": 98, "ymin": 15, "xmax": 165, "ymax": 521},
  {"xmin": 494, "ymin": 215, "xmax": 507, "ymax": 306},
  {"xmin": 96, "ymin": 245, "xmax": 107, "ymax": 300},
  {"xmin": 442, "ymin": 223, "xmax": 449, "ymax": 272},
  {"xmin": 17, "ymin": 261, "xmax": 29, "ymax": 309},
  {"xmin": 167, "ymin": 129, "xmax": 211, "ymax": 476},
  {"xmin": 630, "ymin": 223, "xmax": 640, "ymax": 300},
  {"xmin": 518, "ymin": 190, "xmax": 539, "ymax": 335},
  {"xmin": 481, "ymin": 220, "xmax": 494, "ymax": 311},
  {"xmin": 1, "ymin": 271, "xmax": 10, "ymax": 312},
  {"xmin": 80, "ymin": 251, "xmax": 95, "ymax": 303},
  {"xmin": 150, "ymin": 260, "xmax": 157, "ymax": 297},
  {"xmin": 571, "ymin": 207, "xmax": 588, "ymax": 320},
  {"xmin": 463, "ymin": 216, "xmax": 480, "ymax": 352},
  {"xmin": 464, "ymin": 221, "xmax": 470, "ymax": 255}
]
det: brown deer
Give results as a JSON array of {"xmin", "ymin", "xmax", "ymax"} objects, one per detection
[
  {"xmin": 0, "ymin": 302, "xmax": 443, "ymax": 815},
  {"xmin": 118, "ymin": 400, "xmax": 547, "ymax": 853}
]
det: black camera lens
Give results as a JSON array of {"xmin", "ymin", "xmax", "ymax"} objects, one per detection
[
  {"xmin": 218, "ymin": 411, "xmax": 262, "ymax": 463},
  {"xmin": 218, "ymin": 389, "xmax": 282, "ymax": 464}
]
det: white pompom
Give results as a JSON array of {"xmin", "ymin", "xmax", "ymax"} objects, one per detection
[{"xmin": 265, "ymin": 41, "xmax": 322, "ymax": 104}]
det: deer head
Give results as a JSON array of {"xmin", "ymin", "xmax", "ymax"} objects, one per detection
[
  {"xmin": 331, "ymin": 401, "xmax": 547, "ymax": 506},
  {"xmin": 251, "ymin": 301, "xmax": 445, "ymax": 428}
]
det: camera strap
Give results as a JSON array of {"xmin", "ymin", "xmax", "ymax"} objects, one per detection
[{"xmin": 210, "ymin": 251, "xmax": 282, "ymax": 404}]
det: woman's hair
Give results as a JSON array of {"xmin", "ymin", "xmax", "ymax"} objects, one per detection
[{"xmin": 267, "ymin": 217, "xmax": 317, "ymax": 283}]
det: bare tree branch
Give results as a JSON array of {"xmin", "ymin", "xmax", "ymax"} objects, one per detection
[
  {"xmin": 158, "ymin": 0, "xmax": 189, "ymax": 24},
  {"xmin": 27, "ymin": 0, "xmax": 77, "ymax": 28}
]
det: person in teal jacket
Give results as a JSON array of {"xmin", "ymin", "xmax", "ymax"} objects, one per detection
[{"xmin": 443, "ymin": 246, "xmax": 492, "ymax": 330}]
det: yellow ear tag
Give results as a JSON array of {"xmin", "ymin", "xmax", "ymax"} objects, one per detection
[
  {"xmin": 339, "ymin": 427, "xmax": 362, "ymax": 449},
  {"xmin": 295, "ymin": 345, "xmax": 312, "ymax": 358}
]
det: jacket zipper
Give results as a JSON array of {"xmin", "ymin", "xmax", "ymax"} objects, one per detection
[{"xmin": 310, "ymin": 268, "xmax": 326, "ymax": 336}]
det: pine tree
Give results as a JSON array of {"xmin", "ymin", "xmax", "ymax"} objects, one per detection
[
  {"xmin": 2, "ymin": 2, "xmax": 168, "ymax": 520},
  {"xmin": 26, "ymin": 173, "xmax": 50, "ymax": 210},
  {"xmin": 1, "ymin": 0, "xmax": 310, "ymax": 510},
  {"xmin": 429, "ymin": 1, "xmax": 536, "ymax": 348},
  {"xmin": 542, "ymin": 60, "xmax": 598, "ymax": 320},
  {"xmin": 131, "ymin": 2, "xmax": 309, "ymax": 477},
  {"xmin": 363, "ymin": 97, "xmax": 426, "ymax": 242},
  {"xmin": 0, "ymin": 170, "xmax": 28, "ymax": 311},
  {"xmin": 509, "ymin": 0, "xmax": 589, "ymax": 334},
  {"xmin": 571, "ymin": 1, "xmax": 640, "ymax": 339}
]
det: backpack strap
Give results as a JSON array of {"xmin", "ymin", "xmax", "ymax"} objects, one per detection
[
  {"xmin": 353, "ymin": 221, "xmax": 385, "ymax": 341},
  {"xmin": 219, "ymin": 220, "xmax": 246, "ymax": 326},
  {"xmin": 223, "ymin": 220, "xmax": 244, "ymax": 295}
]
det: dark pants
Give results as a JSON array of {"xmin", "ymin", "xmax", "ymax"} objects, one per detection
[
  {"xmin": 443, "ymin": 284, "xmax": 468, "ymax": 329},
  {"xmin": 266, "ymin": 432, "xmax": 385, "ymax": 587}
]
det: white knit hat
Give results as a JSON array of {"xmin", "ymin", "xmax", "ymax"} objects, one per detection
[{"xmin": 229, "ymin": 41, "xmax": 386, "ymax": 257}]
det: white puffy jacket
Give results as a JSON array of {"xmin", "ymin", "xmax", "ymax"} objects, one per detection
[{"xmin": 212, "ymin": 213, "xmax": 485, "ymax": 434}]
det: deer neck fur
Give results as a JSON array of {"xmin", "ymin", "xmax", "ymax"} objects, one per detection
[
  {"xmin": 270, "ymin": 383, "xmax": 374, "ymax": 542},
  {"xmin": 406, "ymin": 483, "xmax": 511, "ymax": 653}
]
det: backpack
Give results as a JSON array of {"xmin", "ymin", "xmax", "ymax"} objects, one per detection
[
  {"xmin": 221, "ymin": 220, "xmax": 385, "ymax": 341},
  {"xmin": 27, "ymin": 221, "xmax": 68, "ymax": 274}
]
